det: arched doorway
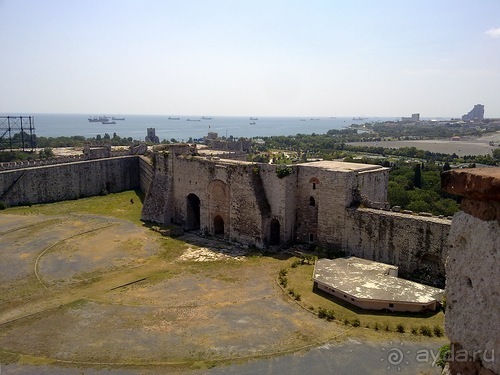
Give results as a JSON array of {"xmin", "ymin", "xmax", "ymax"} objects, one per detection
[
  {"xmin": 214, "ymin": 215, "xmax": 224, "ymax": 236},
  {"xmin": 270, "ymin": 218, "xmax": 280, "ymax": 245},
  {"xmin": 186, "ymin": 194, "xmax": 200, "ymax": 231}
]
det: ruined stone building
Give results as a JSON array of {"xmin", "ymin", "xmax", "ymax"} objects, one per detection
[{"xmin": 141, "ymin": 145, "xmax": 450, "ymax": 277}]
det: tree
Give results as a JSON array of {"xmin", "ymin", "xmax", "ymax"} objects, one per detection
[
  {"xmin": 442, "ymin": 162, "xmax": 451, "ymax": 171},
  {"xmin": 413, "ymin": 164, "xmax": 422, "ymax": 189}
]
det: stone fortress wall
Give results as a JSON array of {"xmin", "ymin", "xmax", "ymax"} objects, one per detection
[
  {"xmin": 141, "ymin": 145, "xmax": 451, "ymax": 275},
  {"xmin": 0, "ymin": 156, "xmax": 140, "ymax": 206}
]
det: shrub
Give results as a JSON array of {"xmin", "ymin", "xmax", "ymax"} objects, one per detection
[
  {"xmin": 343, "ymin": 318, "xmax": 350, "ymax": 325},
  {"xmin": 420, "ymin": 325, "xmax": 433, "ymax": 337},
  {"xmin": 318, "ymin": 307, "xmax": 335, "ymax": 321},
  {"xmin": 278, "ymin": 275, "xmax": 288, "ymax": 288},
  {"xmin": 411, "ymin": 327, "xmax": 418, "ymax": 335},
  {"xmin": 279, "ymin": 268, "xmax": 288, "ymax": 277},
  {"xmin": 276, "ymin": 165, "xmax": 292, "ymax": 179},
  {"xmin": 352, "ymin": 318, "xmax": 360, "ymax": 327},
  {"xmin": 433, "ymin": 325, "xmax": 444, "ymax": 337},
  {"xmin": 374, "ymin": 322, "xmax": 379, "ymax": 331},
  {"xmin": 396, "ymin": 323, "xmax": 405, "ymax": 333},
  {"xmin": 384, "ymin": 324, "xmax": 390, "ymax": 332},
  {"xmin": 0, "ymin": 201, "xmax": 6, "ymax": 210},
  {"xmin": 436, "ymin": 343, "xmax": 451, "ymax": 369},
  {"xmin": 294, "ymin": 293, "xmax": 301, "ymax": 301}
]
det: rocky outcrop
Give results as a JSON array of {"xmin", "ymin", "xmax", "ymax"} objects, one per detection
[{"xmin": 442, "ymin": 168, "xmax": 500, "ymax": 375}]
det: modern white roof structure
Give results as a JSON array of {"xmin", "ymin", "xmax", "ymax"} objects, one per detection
[{"xmin": 313, "ymin": 257, "xmax": 444, "ymax": 312}]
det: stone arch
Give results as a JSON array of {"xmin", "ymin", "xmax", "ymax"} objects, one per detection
[
  {"xmin": 208, "ymin": 179, "xmax": 230, "ymax": 237},
  {"xmin": 309, "ymin": 177, "xmax": 319, "ymax": 190},
  {"xmin": 214, "ymin": 215, "xmax": 224, "ymax": 236},
  {"xmin": 186, "ymin": 193, "xmax": 201, "ymax": 231},
  {"xmin": 270, "ymin": 218, "xmax": 281, "ymax": 245}
]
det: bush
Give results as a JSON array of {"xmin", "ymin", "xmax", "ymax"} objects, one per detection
[
  {"xmin": 374, "ymin": 322, "xmax": 379, "ymax": 331},
  {"xmin": 294, "ymin": 293, "xmax": 301, "ymax": 301},
  {"xmin": 0, "ymin": 201, "xmax": 6, "ymax": 210},
  {"xmin": 411, "ymin": 327, "xmax": 418, "ymax": 335},
  {"xmin": 436, "ymin": 343, "xmax": 451, "ymax": 369},
  {"xmin": 343, "ymin": 318, "xmax": 350, "ymax": 325},
  {"xmin": 279, "ymin": 268, "xmax": 288, "ymax": 277},
  {"xmin": 318, "ymin": 307, "xmax": 335, "ymax": 321},
  {"xmin": 278, "ymin": 275, "xmax": 288, "ymax": 288},
  {"xmin": 276, "ymin": 165, "xmax": 292, "ymax": 179},
  {"xmin": 396, "ymin": 323, "xmax": 405, "ymax": 333},
  {"xmin": 384, "ymin": 324, "xmax": 390, "ymax": 332},
  {"xmin": 433, "ymin": 325, "xmax": 444, "ymax": 337},
  {"xmin": 420, "ymin": 325, "xmax": 433, "ymax": 337},
  {"xmin": 352, "ymin": 318, "xmax": 360, "ymax": 327}
]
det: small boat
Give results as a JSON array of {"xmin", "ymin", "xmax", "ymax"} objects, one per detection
[
  {"xmin": 187, "ymin": 119, "xmax": 201, "ymax": 121},
  {"xmin": 352, "ymin": 117, "xmax": 366, "ymax": 121},
  {"xmin": 202, "ymin": 116, "xmax": 212, "ymax": 120},
  {"xmin": 249, "ymin": 117, "xmax": 258, "ymax": 121},
  {"xmin": 168, "ymin": 117, "xmax": 180, "ymax": 120},
  {"xmin": 112, "ymin": 117, "xmax": 125, "ymax": 120},
  {"xmin": 249, "ymin": 122, "xmax": 256, "ymax": 125},
  {"xmin": 101, "ymin": 120, "xmax": 116, "ymax": 124}
]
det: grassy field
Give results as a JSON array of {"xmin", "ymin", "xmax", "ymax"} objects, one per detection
[{"xmin": 5, "ymin": 189, "xmax": 145, "ymax": 225}]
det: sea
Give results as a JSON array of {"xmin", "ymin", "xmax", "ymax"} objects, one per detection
[{"xmin": 1, "ymin": 113, "xmax": 401, "ymax": 141}]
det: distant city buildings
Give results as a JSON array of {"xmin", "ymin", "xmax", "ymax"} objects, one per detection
[
  {"xmin": 462, "ymin": 104, "xmax": 484, "ymax": 121},
  {"xmin": 401, "ymin": 113, "xmax": 420, "ymax": 122}
]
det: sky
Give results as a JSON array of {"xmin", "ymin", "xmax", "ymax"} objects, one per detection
[{"xmin": 0, "ymin": 0, "xmax": 499, "ymax": 118}]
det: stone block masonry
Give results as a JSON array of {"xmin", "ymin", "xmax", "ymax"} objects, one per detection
[
  {"xmin": 0, "ymin": 156, "xmax": 140, "ymax": 207},
  {"xmin": 442, "ymin": 167, "xmax": 500, "ymax": 375},
  {"xmin": 344, "ymin": 208, "xmax": 450, "ymax": 277},
  {"xmin": 141, "ymin": 146, "xmax": 449, "ymax": 277}
]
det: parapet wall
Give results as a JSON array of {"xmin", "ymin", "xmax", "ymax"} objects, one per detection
[
  {"xmin": 442, "ymin": 168, "xmax": 499, "ymax": 375},
  {"xmin": 0, "ymin": 156, "xmax": 140, "ymax": 207},
  {"xmin": 344, "ymin": 208, "xmax": 450, "ymax": 277}
]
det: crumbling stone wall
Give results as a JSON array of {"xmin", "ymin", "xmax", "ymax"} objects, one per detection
[
  {"xmin": 0, "ymin": 156, "xmax": 140, "ymax": 207},
  {"xmin": 344, "ymin": 208, "xmax": 450, "ymax": 277},
  {"xmin": 442, "ymin": 168, "xmax": 499, "ymax": 375}
]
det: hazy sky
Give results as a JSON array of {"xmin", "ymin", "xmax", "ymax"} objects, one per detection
[{"xmin": 1, "ymin": 0, "xmax": 499, "ymax": 117}]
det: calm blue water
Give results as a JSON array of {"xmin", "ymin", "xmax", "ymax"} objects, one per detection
[{"xmin": 1, "ymin": 113, "xmax": 400, "ymax": 141}]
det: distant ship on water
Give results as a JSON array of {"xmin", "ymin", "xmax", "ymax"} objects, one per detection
[
  {"xmin": 88, "ymin": 115, "xmax": 109, "ymax": 122},
  {"xmin": 88, "ymin": 115, "xmax": 124, "ymax": 123}
]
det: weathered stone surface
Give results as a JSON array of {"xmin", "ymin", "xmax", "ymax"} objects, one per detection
[
  {"xmin": 0, "ymin": 156, "xmax": 140, "ymax": 207},
  {"xmin": 445, "ymin": 211, "xmax": 500, "ymax": 374},
  {"xmin": 460, "ymin": 198, "xmax": 500, "ymax": 223},
  {"xmin": 442, "ymin": 168, "xmax": 500, "ymax": 202}
]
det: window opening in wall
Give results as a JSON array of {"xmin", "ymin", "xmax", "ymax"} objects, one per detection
[
  {"xmin": 313, "ymin": 183, "xmax": 316, "ymax": 190},
  {"xmin": 309, "ymin": 196, "xmax": 316, "ymax": 207},
  {"xmin": 309, "ymin": 233, "xmax": 314, "ymax": 242},
  {"xmin": 389, "ymin": 303, "xmax": 394, "ymax": 308}
]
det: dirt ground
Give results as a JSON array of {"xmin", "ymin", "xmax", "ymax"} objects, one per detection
[
  {"xmin": 0, "ymin": 213, "xmax": 346, "ymax": 371},
  {"xmin": 0, "ymin": 211, "xmax": 446, "ymax": 374}
]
